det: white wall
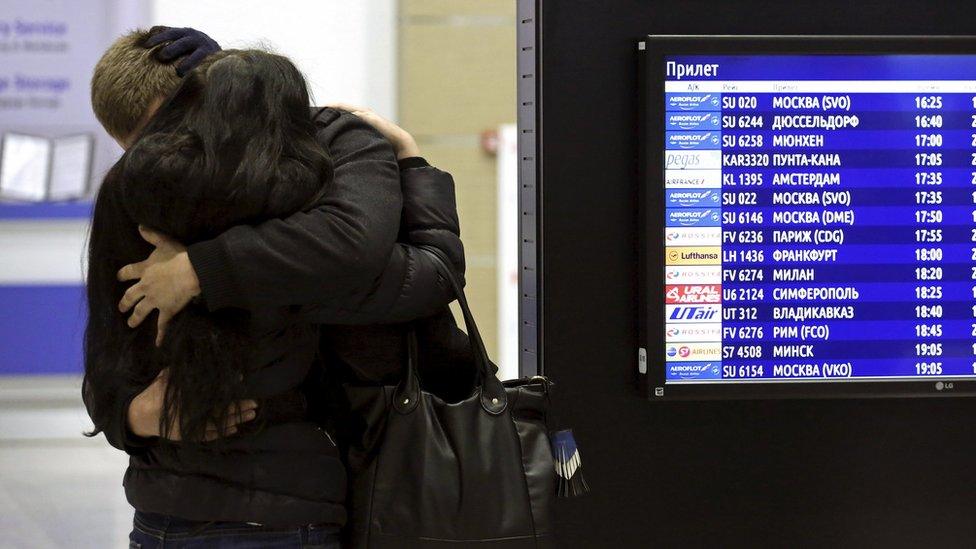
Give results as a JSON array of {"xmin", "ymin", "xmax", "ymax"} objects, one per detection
[{"xmin": 151, "ymin": 0, "xmax": 398, "ymax": 119}]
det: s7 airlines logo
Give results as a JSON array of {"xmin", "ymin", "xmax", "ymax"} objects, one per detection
[
  {"xmin": 665, "ymin": 284, "xmax": 721, "ymax": 304},
  {"xmin": 665, "ymin": 343, "xmax": 722, "ymax": 362}
]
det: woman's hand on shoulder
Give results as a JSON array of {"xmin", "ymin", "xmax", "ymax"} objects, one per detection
[{"xmin": 327, "ymin": 102, "xmax": 421, "ymax": 160}]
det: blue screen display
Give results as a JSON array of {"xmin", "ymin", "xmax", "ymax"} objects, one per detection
[{"xmin": 662, "ymin": 55, "xmax": 976, "ymax": 383}]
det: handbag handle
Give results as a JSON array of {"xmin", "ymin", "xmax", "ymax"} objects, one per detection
[{"xmin": 393, "ymin": 246, "xmax": 508, "ymax": 415}]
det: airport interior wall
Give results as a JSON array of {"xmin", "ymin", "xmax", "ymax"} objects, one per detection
[{"xmin": 535, "ymin": 1, "xmax": 976, "ymax": 546}]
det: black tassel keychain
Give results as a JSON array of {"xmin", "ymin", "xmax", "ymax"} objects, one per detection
[{"xmin": 550, "ymin": 429, "xmax": 589, "ymax": 497}]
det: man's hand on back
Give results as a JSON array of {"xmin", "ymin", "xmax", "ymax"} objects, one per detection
[{"xmin": 118, "ymin": 227, "xmax": 201, "ymax": 346}]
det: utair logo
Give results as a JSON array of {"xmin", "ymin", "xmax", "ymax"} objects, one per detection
[{"xmin": 668, "ymin": 305, "xmax": 719, "ymax": 321}]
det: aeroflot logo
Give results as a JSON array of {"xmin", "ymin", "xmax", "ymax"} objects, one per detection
[
  {"xmin": 666, "ymin": 93, "xmax": 721, "ymax": 111},
  {"xmin": 666, "ymin": 361, "xmax": 722, "ymax": 380},
  {"xmin": 666, "ymin": 208, "xmax": 721, "ymax": 227},
  {"xmin": 666, "ymin": 132, "xmax": 720, "ymax": 150},
  {"xmin": 666, "ymin": 189, "xmax": 720, "ymax": 207},
  {"xmin": 667, "ymin": 113, "xmax": 720, "ymax": 130}
]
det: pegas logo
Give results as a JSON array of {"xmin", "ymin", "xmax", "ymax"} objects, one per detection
[
  {"xmin": 665, "ymin": 189, "xmax": 721, "ymax": 208},
  {"xmin": 666, "ymin": 112, "xmax": 721, "ymax": 131},
  {"xmin": 666, "ymin": 304, "xmax": 721, "ymax": 323},
  {"xmin": 666, "ymin": 361, "xmax": 722, "ymax": 381},
  {"xmin": 665, "ymin": 284, "xmax": 722, "ymax": 304},
  {"xmin": 666, "ymin": 208, "xmax": 721, "ymax": 228},
  {"xmin": 665, "ymin": 150, "xmax": 722, "ymax": 170},
  {"xmin": 665, "ymin": 92, "xmax": 721, "ymax": 112},
  {"xmin": 666, "ymin": 131, "xmax": 721, "ymax": 150},
  {"xmin": 665, "ymin": 323, "xmax": 723, "ymax": 342}
]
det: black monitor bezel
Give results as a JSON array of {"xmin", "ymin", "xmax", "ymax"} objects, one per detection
[{"xmin": 640, "ymin": 34, "xmax": 976, "ymax": 401}]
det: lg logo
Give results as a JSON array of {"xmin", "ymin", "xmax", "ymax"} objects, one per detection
[{"xmin": 935, "ymin": 381, "xmax": 954, "ymax": 391}]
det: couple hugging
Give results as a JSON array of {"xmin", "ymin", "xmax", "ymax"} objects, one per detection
[{"xmin": 84, "ymin": 26, "xmax": 474, "ymax": 548}]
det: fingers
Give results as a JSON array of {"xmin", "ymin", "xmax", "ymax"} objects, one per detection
[
  {"xmin": 119, "ymin": 282, "xmax": 145, "ymax": 313},
  {"xmin": 326, "ymin": 102, "xmax": 365, "ymax": 113},
  {"xmin": 117, "ymin": 261, "xmax": 147, "ymax": 282},
  {"xmin": 202, "ymin": 401, "xmax": 258, "ymax": 441},
  {"xmin": 138, "ymin": 225, "xmax": 166, "ymax": 247},
  {"xmin": 145, "ymin": 27, "xmax": 184, "ymax": 48},
  {"xmin": 128, "ymin": 297, "xmax": 155, "ymax": 329},
  {"xmin": 176, "ymin": 49, "xmax": 210, "ymax": 77},
  {"xmin": 154, "ymin": 310, "xmax": 171, "ymax": 347},
  {"xmin": 158, "ymin": 36, "xmax": 198, "ymax": 62}
]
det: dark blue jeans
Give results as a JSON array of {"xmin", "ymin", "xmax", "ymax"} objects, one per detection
[{"xmin": 129, "ymin": 511, "xmax": 342, "ymax": 548}]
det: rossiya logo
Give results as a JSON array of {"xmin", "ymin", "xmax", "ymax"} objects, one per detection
[
  {"xmin": 667, "ymin": 112, "xmax": 720, "ymax": 130},
  {"xmin": 665, "ymin": 284, "xmax": 721, "ymax": 304},
  {"xmin": 664, "ymin": 266, "xmax": 722, "ymax": 284},
  {"xmin": 666, "ymin": 132, "xmax": 721, "ymax": 150},
  {"xmin": 665, "ymin": 324, "xmax": 722, "ymax": 341},
  {"xmin": 665, "ymin": 227, "xmax": 721, "ymax": 245},
  {"xmin": 666, "ymin": 208, "xmax": 721, "ymax": 227}
]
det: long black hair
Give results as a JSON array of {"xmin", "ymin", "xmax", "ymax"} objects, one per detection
[{"xmin": 83, "ymin": 49, "xmax": 332, "ymax": 443}]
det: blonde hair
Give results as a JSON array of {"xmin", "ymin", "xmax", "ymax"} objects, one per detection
[{"xmin": 90, "ymin": 28, "xmax": 182, "ymax": 140}]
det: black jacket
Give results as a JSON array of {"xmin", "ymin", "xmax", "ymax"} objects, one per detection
[{"xmin": 91, "ymin": 108, "xmax": 466, "ymax": 527}]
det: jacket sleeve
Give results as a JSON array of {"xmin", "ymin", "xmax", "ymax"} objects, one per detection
[
  {"xmin": 300, "ymin": 159, "xmax": 466, "ymax": 325},
  {"xmin": 83, "ymin": 177, "xmax": 158, "ymax": 454},
  {"xmin": 186, "ymin": 108, "xmax": 402, "ymax": 311}
]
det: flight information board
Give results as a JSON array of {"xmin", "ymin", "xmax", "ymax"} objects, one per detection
[{"xmin": 641, "ymin": 36, "xmax": 976, "ymax": 398}]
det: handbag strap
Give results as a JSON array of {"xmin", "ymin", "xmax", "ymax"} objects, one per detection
[{"xmin": 393, "ymin": 246, "xmax": 508, "ymax": 415}]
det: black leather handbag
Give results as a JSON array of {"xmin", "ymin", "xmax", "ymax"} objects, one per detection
[{"xmin": 341, "ymin": 246, "xmax": 555, "ymax": 548}]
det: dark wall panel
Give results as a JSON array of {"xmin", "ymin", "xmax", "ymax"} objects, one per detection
[{"xmin": 537, "ymin": 2, "xmax": 976, "ymax": 547}]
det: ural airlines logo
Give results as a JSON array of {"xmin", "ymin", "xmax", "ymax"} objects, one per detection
[
  {"xmin": 665, "ymin": 284, "xmax": 721, "ymax": 304},
  {"xmin": 667, "ymin": 304, "xmax": 720, "ymax": 322}
]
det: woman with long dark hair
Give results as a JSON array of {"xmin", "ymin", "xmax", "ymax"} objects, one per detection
[{"xmin": 84, "ymin": 45, "xmax": 465, "ymax": 547}]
